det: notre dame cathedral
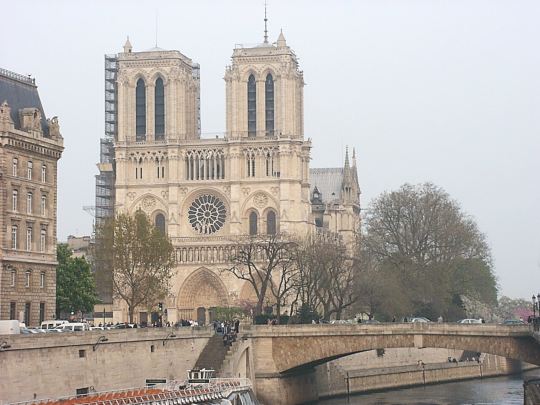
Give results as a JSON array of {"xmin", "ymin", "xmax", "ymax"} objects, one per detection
[{"xmin": 99, "ymin": 28, "xmax": 361, "ymax": 324}]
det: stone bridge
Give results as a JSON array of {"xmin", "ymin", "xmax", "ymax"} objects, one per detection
[{"xmin": 237, "ymin": 323, "xmax": 539, "ymax": 404}]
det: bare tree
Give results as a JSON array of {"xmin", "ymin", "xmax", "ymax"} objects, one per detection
[
  {"xmin": 222, "ymin": 234, "xmax": 296, "ymax": 317},
  {"xmin": 94, "ymin": 211, "xmax": 175, "ymax": 323},
  {"xmin": 269, "ymin": 251, "xmax": 298, "ymax": 322},
  {"xmin": 294, "ymin": 234, "xmax": 359, "ymax": 320},
  {"xmin": 361, "ymin": 182, "xmax": 496, "ymax": 320}
]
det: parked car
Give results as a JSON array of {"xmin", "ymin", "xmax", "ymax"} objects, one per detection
[
  {"xmin": 361, "ymin": 319, "xmax": 381, "ymax": 324},
  {"xmin": 458, "ymin": 319, "xmax": 483, "ymax": 324},
  {"xmin": 41, "ymin": 320, "xmax": 69, "ymax": 330},
  {"xmin": 410, "ymin": 317, "xmax": 431, "ymax": 323},
  {"xmin": 56, "ymin": 322, "xmax": 90, "ymax": 332},
  {"xmin": 502, "ymin": 319, "xmax": 525, "ymax": 325}
]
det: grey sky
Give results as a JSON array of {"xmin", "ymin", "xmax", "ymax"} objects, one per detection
[{"xmin": 2, "ymin": 0, "xmax": 538, "ymax": 299}]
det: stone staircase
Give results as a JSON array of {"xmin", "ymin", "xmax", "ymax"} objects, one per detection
[{"xmin": 194, "ymin": 334, "xmax": 230, "ymax": 376}]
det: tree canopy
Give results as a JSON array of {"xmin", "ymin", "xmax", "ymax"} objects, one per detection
[
  {"xmin": 56, "ymin": 244, "xmax": 99, "ymax": 317},
  {"xmin": 357, "ymin": 183, "xmax": 497, "ymax": 321},
  {"xmin": 94, "ymin": 210, "xmax": 175, "ymax": 323}
]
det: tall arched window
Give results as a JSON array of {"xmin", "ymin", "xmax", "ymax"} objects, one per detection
[
  {"xmin": 155, "ymin": 213, "xmax": 166, "ymax": 234},
  {"xmin": 136, "ymin": 78, "xmax": 146, "ymax": 140},
  {"xmin": 266, "ymin": 211, "xmax": 276, "ymax": 235},
  {"xmin": 247, "ymin": 74, "xmax": 256, "ymax": 137},
  {"xmin": 265, "ymin": 74, "xmax": 274, "ymax": 135},
  {"xmin": 249, "ymin": 211, "xmax": 258, "ymax": 235},
  {"xmin": 155, "ymin": 78, "xmax": 165, "ymax": 140}
]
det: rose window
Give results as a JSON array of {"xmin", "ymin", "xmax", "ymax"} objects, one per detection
[{"xmin": 188, "ymin": 194, "xmax": 227, "ymax": 235}]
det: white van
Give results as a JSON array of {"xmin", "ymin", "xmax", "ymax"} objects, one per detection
[
  {"xmin": 41, "ymin": 320, "xmax": 69, "ymax": 330},
  {"xmin": 56, "ymin": 322, "xmax": 90, "ymax": 332},
  {"xmin": 0, "ymin": 320, "xmax": 20, "ymax": 335}
]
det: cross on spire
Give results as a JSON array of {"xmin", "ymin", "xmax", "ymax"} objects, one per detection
[{"xmin": 264, "ymin": 1, "xmax": 269, "ymax": 44}]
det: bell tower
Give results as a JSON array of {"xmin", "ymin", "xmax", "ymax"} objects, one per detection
[{"xmin": 224, "ymin": 30, "xmax": 304, "ymax": 138}]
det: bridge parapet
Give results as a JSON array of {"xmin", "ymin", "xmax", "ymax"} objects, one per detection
[{"xmin": 242, "ymin": 323, "xmax": 531, "ymax": 338}]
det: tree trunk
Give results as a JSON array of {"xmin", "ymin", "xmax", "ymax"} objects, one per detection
[{"xmin": 128, "ymin": 306, "xmax": 134, "ymax": 324}]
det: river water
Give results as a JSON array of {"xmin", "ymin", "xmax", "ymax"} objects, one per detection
[{"xmin": 316, "ymin": 369, "xmax": 540, "ymax": 405}]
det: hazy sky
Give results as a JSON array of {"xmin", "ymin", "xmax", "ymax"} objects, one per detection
[{"xmin": 2, "ymin": 0, "xmax": 538, "ymax": 299}]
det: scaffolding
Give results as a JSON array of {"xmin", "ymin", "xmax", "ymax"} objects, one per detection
[{"xmin": 94, "ymin": 55, "xmax": 118, "ymax": 228}]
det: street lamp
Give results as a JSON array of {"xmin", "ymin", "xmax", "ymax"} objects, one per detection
[
  {"xmin": 533, "ymin": 295, "xmax": 536, "ymax": 318},
  {"xmin": 93, "ymin": 336, "xmax": 108, "ymax": 351},
  {"xmin": 162, "ymin": 333, "xmax": 176, "ymax": 346}
]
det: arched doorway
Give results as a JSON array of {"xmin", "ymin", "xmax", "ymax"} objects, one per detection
[
  {"xmin": 177, "ymin": 268, "xmax": 229, "ymax": 324},
  {"xmin": 197, "ymin": 307, "xmax": 206, "ymax": 325}
]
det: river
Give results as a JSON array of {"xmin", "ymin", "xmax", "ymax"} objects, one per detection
[{"xmin": 316, "ymin": 369, "xmax": 540, "ymax": 404}]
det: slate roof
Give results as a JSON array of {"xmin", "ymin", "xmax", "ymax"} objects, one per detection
[
  {"xmin": 0, "ymin": 68, "xmax": 49, "ymax": 136},
  {"xmin": 309, "ymin": 168, "xmax": 343, "ymax": 203}
]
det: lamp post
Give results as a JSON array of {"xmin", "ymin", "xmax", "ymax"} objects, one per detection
[
  {"xmin": 103, "ymin": 308, "xmax": 106, "ymax": 326},
  {"xmin": 533, "ymin": 295, "xmax": 536, "ymax": 318}
]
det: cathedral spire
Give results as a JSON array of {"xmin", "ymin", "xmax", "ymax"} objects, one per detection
[
  {"xmin": 264, "ymin": 1, "xmax": 269, "ymax": 44},
  {"xmin": 344, "ymin": 146, "xmax": 350, "ymax": 170},
  {"xmin": 123, "ymin": 36, "xmax": 132, "ymax": 53},
  {"xmin": 352, "ymin": 147, "xmax": 357, "ymax": 167},
  {"xmin": 277, "ymin": 29, "xmax": 286, "ymax": 47}
]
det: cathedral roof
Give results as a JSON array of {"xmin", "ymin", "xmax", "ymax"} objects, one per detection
[
  {"xmin": 310, "ymin": 168, "xmax": 344, "ymax": 203},
  {"xmin": 0, "ymin": 68, "xmax": 49, "ymax": 135}
]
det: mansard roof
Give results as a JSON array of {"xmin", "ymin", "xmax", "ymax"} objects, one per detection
[
  {"xmin": 310, "ymin": 168, "xmax": 344, "ymax": 203},
  {"xmin": 0, "ymin": 68, "xmax": 49, "ymax": 135}
]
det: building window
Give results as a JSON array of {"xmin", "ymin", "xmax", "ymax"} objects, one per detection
[
  {"xmin": 155, "ymin": 213, "xmax": 166, "ymax": 234},
  {"xmin": 27, "ymin": 192, "xmax": 33, "ymax": 214},
  {"xmin": 249, "ymin": 211, "xmax": 258, "ymax": 236},
  {"xmin": 10, "ymin": 271, "xmax": 16, "ymax": 287},
  {"xmin": 27, "ymin": 161, "xmax": 33, "ymax": 180},
  {"xmin": 155, "ymin": 77, "xmax": 165, "ymax": 139},
  {"xmin": 246, "ymin": 152, "xmax": 256, "ymax": 178},
  {"xmin": 41, "ymin": 195, "xmax": 47, "ymax": 216},
  {"xmin": 12, "ymin": 158, "xmax": 18, "ymax": 177},
  {"xmin": 24, "ymin": 302, "xmax": 31, "ymax": 326},
  {"xmin": 40, "ymin": 229, "xmax": 47, "ymax": 252},
  {"xmin": 10, "ymin": 302, "xmax": 16, "ymax": 320},
  {"xmin": 40, "ymin": 272, "xmax": 45, "ymax": 288},
  {"xmin": 79, "ymin": 349, "xmax": 86, "ymax": 358},
  {"xmin": 26, "ymin": 227, "xmax": 32, "ymax": 251},
  {"xmin": 11, "ymin": 225, "xmax": 18, "ymax": 249},
  {"xmin": 25, "ymin": 271, "xmax": 31, "ymax": 287},
  {"xmin": 39, "ymin": 303, "xmax": 45, "ymax": 324},
  {"xmin": 265, "ymin": 74, "xmax": 274, "ymax": 135},
  {"xmin": 12, "ymin": 190, "xmax": 18, "ymax": 212},
  {"xmin": 247, "ymin": 74, "xmax": 256, "ymax": 136},
  {"xmin": 267, "ymin": 211, "xmax": 276, "ymax": 235},
  {"xmin": 136, "ymin": 78, "xmax": 146, "ymax": 140},
  {"xmin": 41, "ymin": 164, "xmax": 47, "ymax": 183}
]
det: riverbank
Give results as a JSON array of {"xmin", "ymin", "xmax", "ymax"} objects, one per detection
[{"xmin": 316, "ymin": 351, "xmax": 536, "ymax": 399}]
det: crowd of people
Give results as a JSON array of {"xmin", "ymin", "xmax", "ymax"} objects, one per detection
[{"xmin": 213, "ymin": 319, "xmax": 240, "ymax": 346}]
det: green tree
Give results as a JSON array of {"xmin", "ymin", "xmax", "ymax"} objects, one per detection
[
  {"xmin": 56, "ymin": 244, "xmax": 99, "ymax": 317},
  {"xmin": 361, "ymin": 183, "xmax": 497, "ymax": 321},
  {"xmin": 94, "ymin": 211, "xmax": 175, "ymax": 323}
]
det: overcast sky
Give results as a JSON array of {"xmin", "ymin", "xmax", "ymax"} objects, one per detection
[{"xmin": 2, "ymin": 0, "xmax": 538, "ymax": 299}]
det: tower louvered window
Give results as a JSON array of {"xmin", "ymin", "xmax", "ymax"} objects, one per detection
[
  {"xmin": 265, "ymin": 74, "xmax": 274, "ymax": 135},
  {"xmin": 136, "ymin": 79, "xmax": 146, "ymax": 140},
  {"xmin": 247, "ymin": 75, "xmax": 256, "ymax": 137},
  {"xmin": 155, "ymin": 78, "xmax": 165, "ymax": 140}
]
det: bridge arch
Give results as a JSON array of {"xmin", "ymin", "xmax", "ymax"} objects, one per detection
[{"xmin": 247, "ymin": 324, "xmax": 540, "ymax": 374}]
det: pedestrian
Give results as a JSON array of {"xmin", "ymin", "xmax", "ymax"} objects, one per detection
[
  {"xmin": 234, "ymin": 319, "xmax": 240, "ymax": 334},
  {"xmin": 392, "ymin": 316, "xmax": 396, "ymax": 323},
  {"xmin": 437, "ymin": 315, "xmax": 443, "ymax": 323}
]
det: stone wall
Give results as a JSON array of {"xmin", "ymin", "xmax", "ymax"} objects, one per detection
[
  {"xmin": 316, "ymin": 350, "xmax": 525, "ymax": 398},
  {"xmin": 0, "ymin": 328, "xmax": 212, "ymax": 403}
]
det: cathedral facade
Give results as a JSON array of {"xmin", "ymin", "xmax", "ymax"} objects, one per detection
[{"xmin": 109, "ymin": 31, "xmax": 360, "ymax": 324}]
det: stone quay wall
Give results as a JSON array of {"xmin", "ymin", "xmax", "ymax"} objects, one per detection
[
  {"xmin": 317, "ymin": 351, "xmax": 526, "ymax": 398},
  {"xmin": 0, "ymin": 328, "xmax": 212, "ymax": 403}
]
